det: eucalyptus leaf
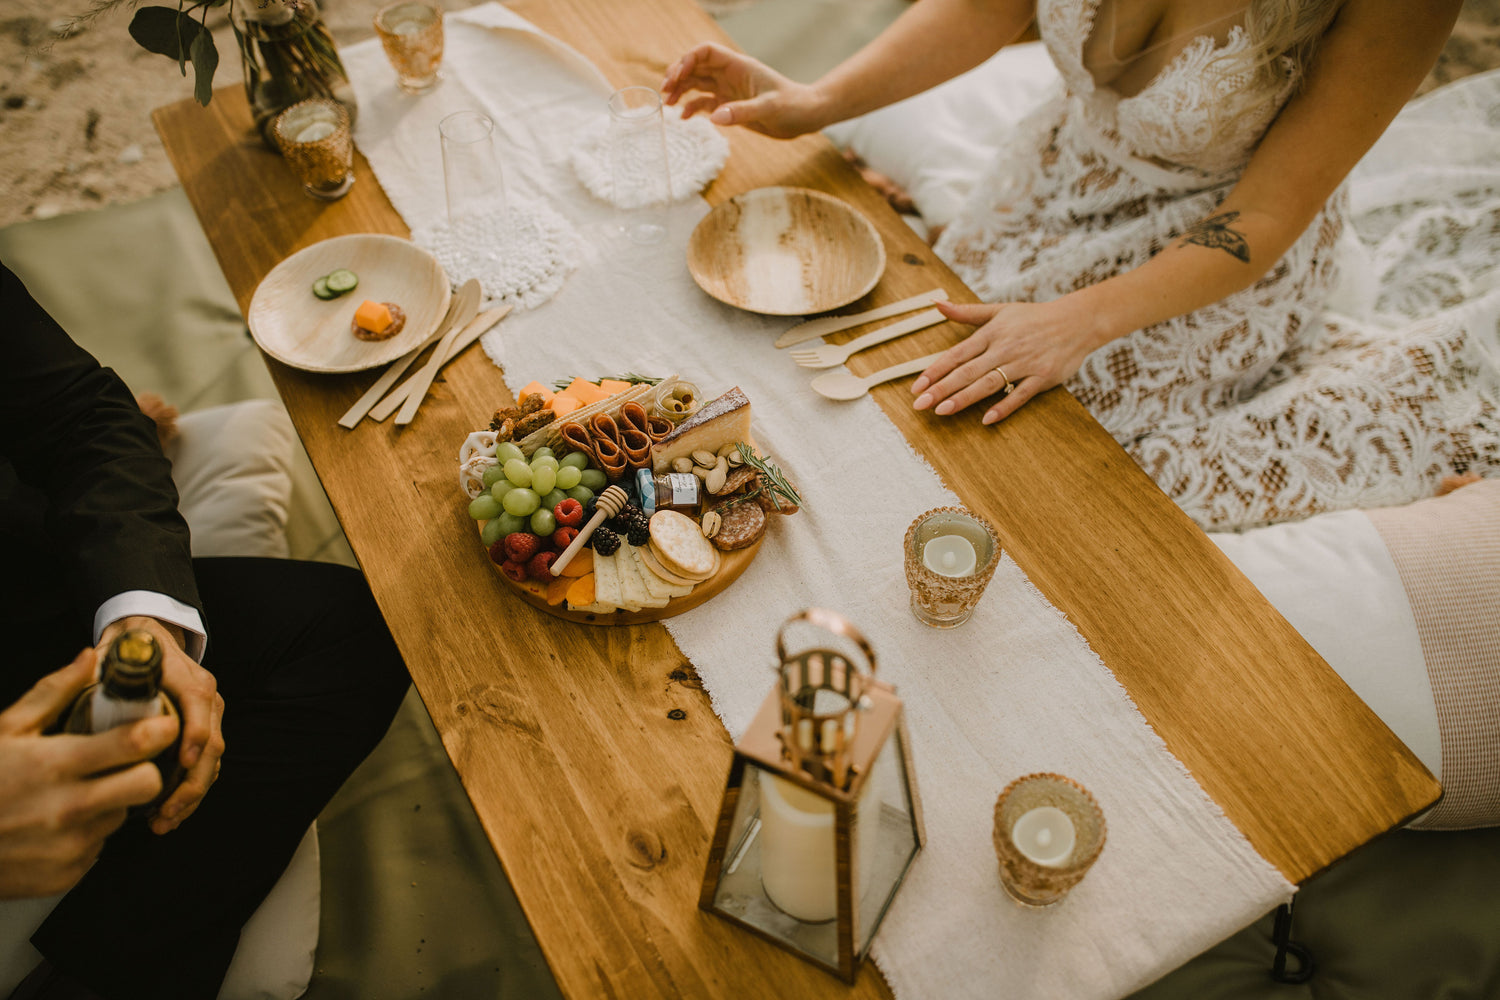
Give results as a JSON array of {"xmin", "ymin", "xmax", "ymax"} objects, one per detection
[
  {"xmin": 189, "ymin": 29, "xmax": 219, "ymax": 106},
  {"xmin": 128, "ymin": 6, "xmax": 206, "ymax": 75}
]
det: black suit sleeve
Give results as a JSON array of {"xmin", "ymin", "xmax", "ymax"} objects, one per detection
[{"xmin": 0, "ymin": 260, "xmax": 200, "ymax": 619}]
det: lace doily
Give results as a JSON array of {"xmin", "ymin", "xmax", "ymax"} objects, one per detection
[
  {"xmin": 570, "ymin": 106, "xmax": 729, "ymax": 209},
  {"xmin": 412, "ymin": 202, "xmax": 580, "ymax": 310}
]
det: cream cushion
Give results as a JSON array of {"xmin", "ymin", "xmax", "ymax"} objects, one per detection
[
  {"xmin": 0, "ymin": 399, "xmax": 320, "ymax": 1000},
  {"xmin": 1210, "ymin": 481, "xmax": 1500, "ymax": 830}
]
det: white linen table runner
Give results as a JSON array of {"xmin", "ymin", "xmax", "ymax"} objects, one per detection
[{"xmin": 344, "ymin": 7, "xmax": 1294, "ymax": 998}]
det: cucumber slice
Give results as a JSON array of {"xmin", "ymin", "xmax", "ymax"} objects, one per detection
[
  {"xmin": 325, "ymin": 269, "xmax": 359, "ymax": 294},
  {"xmin": 311, "ymin": 276, "xmax": 337, "ymax": 299}
]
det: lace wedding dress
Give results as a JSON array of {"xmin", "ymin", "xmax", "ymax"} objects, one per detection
[{"xmin": 932, "ymin": 0, "xmax": 1500, "ymax": 529}]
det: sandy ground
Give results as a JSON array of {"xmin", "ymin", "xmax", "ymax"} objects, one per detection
[{"xmin": 1, "ymin": 0, "xmax": 1497, "ymax": 229}]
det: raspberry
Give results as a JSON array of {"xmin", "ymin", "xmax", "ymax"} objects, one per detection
[
  {"xmin": 486, "ymin": 540, "xmax": 508, "ymax": 565},
  {"xmin": 502, "ymin": 531, "xmax": 542, "ymax": 563},
  {"xmin": 552, "ymin": 526, "xmax": 580, "ymax": 550},
  {"xmin": 527, "ymin": 550, "xmax": 558, "ymax": 581},
  {"xmin": 626, "ymin": 522, "xmax": 650, "ymax": 547},
  {"xmin": 591, "ymin": 526, "xmax": 620, "ymax": 556},
  {"xmin": 553, "ymin": 498, "xmax": 584, "ymax": 528},
  {"xmin": 499, "ymin": 560, "xmax": 527, "ymax": 583}
]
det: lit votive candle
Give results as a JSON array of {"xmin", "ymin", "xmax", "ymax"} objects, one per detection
[
  {"xmin": 922, "ymin": 533, "xmax": 977, "ymax": 577},
  {"xmin": 1010, "ymin": 805, "xmax": 1076, "ymax": 868},
  {"xmin": 295, "ymin": 120, "xmax": 336, "ymax": 144}
]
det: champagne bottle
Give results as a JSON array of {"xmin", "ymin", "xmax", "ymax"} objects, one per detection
[{"xmin": 63, "ymin": 629, "xmax": 186, "ymax": 815}]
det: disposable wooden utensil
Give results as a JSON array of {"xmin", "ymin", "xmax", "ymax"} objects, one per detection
[
  {"xmin": 338, "ymin": 279, "xmax": 481, "ymax": 429},
  {"xmin": 789, "ymin": 308, "xmax": 946, "ymax": 369},
  {"xmin": 393, "ymin": 280, "xmax": 484, "ymax": 426},
  {"xmin": 774, "ymin": 287, "xmax": 946, "ymax": 349},
  {"xmin": 809, "ymin": 350, "xmax": 947, "ymax": 401},
  {"xmin": 551, "ymin": 485, "xmax": 629, "ymax": 576}
]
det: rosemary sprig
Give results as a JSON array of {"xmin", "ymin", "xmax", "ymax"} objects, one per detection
[
  {"xmin": 710, "ymin": 443, "xmax": 803, "ymax": 514},
  {"xmin": 550, "ymin": 373, "xmax": 663, "ymax": 391}
]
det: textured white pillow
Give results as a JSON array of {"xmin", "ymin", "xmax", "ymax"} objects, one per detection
[
  {"xmin": 1210, "ymin": 482, "xmax": 1500, "ymax": 830},
  {"xmin": 165, "ymin": 401, "xmax": 297, "ymax": 559},
  {"xmin": 824, "ymin": 41, "xmax": 1060, "ymax": 229}
]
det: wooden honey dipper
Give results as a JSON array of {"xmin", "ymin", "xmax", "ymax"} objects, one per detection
[{"xmin": 550, "ymin": 484, "xmax": 629, "ymax": 576}]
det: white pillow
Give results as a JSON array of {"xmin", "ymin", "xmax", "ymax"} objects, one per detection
[
  {"xmin": 165, "ymin": 401, "xmax": 297, "ymax": 560},
  {"xmin": 823, "ymin": 41, "xmax": 1061, "ymax": 229},
  {"xmin": 1210, "ymin": 481, "xmax": 1500, "ymax": 830}
]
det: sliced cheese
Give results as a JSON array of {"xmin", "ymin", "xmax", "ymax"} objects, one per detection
[
  {"xmin": 592, "ymin": 550, "xmax": 623, "ymax": 610},
  {"xmin": 617, "ymin": 545, "xmax": 670, "ymax": 608},
  {"xmin": 651, "ymin": 387, "xmax": 752, "ymax": 473}
]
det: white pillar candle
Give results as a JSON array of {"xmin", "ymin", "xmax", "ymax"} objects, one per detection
[
  {"xmin": 1011, "ymin": 806, "xmax": 1076, "ymax": 867},
  {"xmin": 295, "ymin": 121, "xmax": 336, "ymax": 144},
  {"xmin": 922, "ymin": 533, "xmax": 978, "ymax": 577},
  {"xmin": 758, "ymin": 772, "xmax": 837, "ymax": 922}
]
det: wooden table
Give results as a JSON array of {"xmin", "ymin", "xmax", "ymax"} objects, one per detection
[{"xmin": 153, "ymin": 1, "xmax": 1440, "ymax": 996}]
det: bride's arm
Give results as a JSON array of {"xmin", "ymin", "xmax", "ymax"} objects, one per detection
[
  {"xmin": 662, "ymin": 0, "xmax": 1034, "ymax": 138},
  {"xmin": 915, "ymin": 0, "xmax": 1461, "ymax": 424}
]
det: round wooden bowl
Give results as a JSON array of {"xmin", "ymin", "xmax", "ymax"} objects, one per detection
[
  {"xmin": 489, "ymin": 535, "xmax": 763, "ymax": 625},
  {"xmin": 687, "ymin": 187, "xmax": 886, "ymax": 316},
  {"xmin": 248, "ymin": 233, "xmax": 451, "ymax": 373}
]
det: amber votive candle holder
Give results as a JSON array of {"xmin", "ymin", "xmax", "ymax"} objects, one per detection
[
  {"xmin": 902, "ymin": 506, "xmax": 1000, "ymax": 628},
  {"xmin": 993, "ymin": 773, "xmax": 1107, "ymax": 907},
  {"xmin": 374, "ymin": 1, "xmax": 445, "ymax": 94},
  {"xmin": 272, "ymin": 99, "xmax": 355, "ymax": 201}
]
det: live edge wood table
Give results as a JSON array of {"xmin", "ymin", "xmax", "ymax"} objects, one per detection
[{"xmin": 153, "ymin": 1, "xmax": 1439, "ymax": 996}]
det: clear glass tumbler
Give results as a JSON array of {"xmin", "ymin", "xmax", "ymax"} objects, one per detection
[
  {"xmin": 992, "ymin": 773, "xmax": 1106, "ymax": 907},
  {"xmin": 606, "ymin": 85, "xmax": 672, "ymax": 245},
  {"xmin": 902, "ymin": 507, "xmax": 1000, "ymax": 628},
  {"xmin": 271, "ymin": 98, "xmax": 355, "ymax": 200},
  {"xmin": 440, "ymin": 110, "xmax": 506, "ymax": 222},
  {"xmin": 374, "ymin": 1, "xmax": 445, "ymax": 94}
]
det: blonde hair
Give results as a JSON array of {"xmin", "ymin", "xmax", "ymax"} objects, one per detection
[{"xmin": 1231, "ymin": 0, "xmax": 1344, "ymax": 91}]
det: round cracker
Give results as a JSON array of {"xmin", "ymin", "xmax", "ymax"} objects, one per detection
[{"xmin": 648, "ymin": 510, "xmax": 717, "ymax": 577}]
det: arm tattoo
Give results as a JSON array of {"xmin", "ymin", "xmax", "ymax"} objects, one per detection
[{"xmin": 1178, "ymin": 211, "xmax": 1251, "ymax": 264}]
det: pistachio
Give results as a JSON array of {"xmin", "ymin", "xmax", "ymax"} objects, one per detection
[
  {"xmin": 717, "ymin": 442, "xmax": 740, "ymax": 458},
  {"xmin": 692, "ymin": 465, "xmax": 710, "ymax": 481},
  {"xmin": 706, "ymin": 465, "xmax": 727, "ymax": 495},
  {"xmin": 691, "ymin": 449, "xmax": 717, "ymax": 469},
  {"xmin": 726, "ymin": 451, "xmax": 744, "ymax": 467},
  {"xmin": 700, "ymin": 510, "xmax": 722, "ymax": 539},
  {"xmin": 671, "ymin": 456, "xmax": 695, "ymax": 474}
]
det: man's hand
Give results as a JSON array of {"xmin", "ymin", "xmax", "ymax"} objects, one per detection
[
  {"xmin": 97, "ymin": 617, "xmax": 224, "ymax": 835},
  {"xmin": 0, "ymin": 648, "xmax": 178, "ymax": 898}
]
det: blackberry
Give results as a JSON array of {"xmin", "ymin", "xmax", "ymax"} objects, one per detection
[
  {"xmin": 591, "ymin": 526, "xmax": 621, "ymax": 556},
  {"xmin": 619, "ymin": 503, "xmax": 645, "ymax": 523},
  {"xmin": 626, "ymin": 522, "xmax": 650, "ymax": 547}
]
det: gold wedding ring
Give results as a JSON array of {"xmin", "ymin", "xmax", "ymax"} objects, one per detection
[{"xmin": 994, "ymin": 366, "xmax": 1015, "ymax": 395}]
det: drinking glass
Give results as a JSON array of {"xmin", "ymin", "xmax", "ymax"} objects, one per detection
[
  {"xmin": 374, "ymin": 1, "xmax": 445, "ymax": 94},
  {"xmin": 992, "ymin": 773, "xmax": 1106, "ymax": 907},
  {"xmin": 440, "ymin": 110, "xmax": 506, "ymax": 222},
  {"xmin": 606, "ymin": 85, "xmax": 672, "ymax": 245},
  {"xmin": 902, "ymin": 507, "xmax": 1000, "ymax": 628},
  {"xmin": 271, "ymin": 99, "xmax": 355, "ymax": 200}
]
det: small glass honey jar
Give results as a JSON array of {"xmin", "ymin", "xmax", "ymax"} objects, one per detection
[{"xmin": 636, "ymin": 468, "xmax": 702, "ymax": 516}]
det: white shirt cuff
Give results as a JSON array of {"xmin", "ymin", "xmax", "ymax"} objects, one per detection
[{"xmin": 94, "ymin": 592, "xmax": 207, "ymax": 661}]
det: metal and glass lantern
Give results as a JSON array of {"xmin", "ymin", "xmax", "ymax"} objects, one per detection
[{"xmin": 700, "ymin": 608, "xmax": 925, "ymax": 982}]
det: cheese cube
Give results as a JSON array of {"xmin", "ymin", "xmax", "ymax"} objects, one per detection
[{"xmin": 353, "ymin": 300, "xmax": 393, "ymax": 334}]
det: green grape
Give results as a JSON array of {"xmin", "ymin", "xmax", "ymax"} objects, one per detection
[
  {"xmin": 493, "ymin": 511, "xmax": 527, "ymax": 537},
  {"xmin": 502, "ymin": 487, "xmax": 540, "ymax": 517},
  {"xmin": 481, "ymin": 465, "xmax": 507, "ymax": 488},
  {"xmin": 530, "ymin": 455, "xmax": 559, "ymax": 473},
  {"xmin": 542, "ymin": 489, "xmax": 568, "ymax": 511},
  {"xmin": 490, "ymin": 479, "xmax": 515, "ymax": 501},
  {"xmin": 503, "ymin": 458, "xmax": 533, "ymax": 488},
  {"xmin": 529, "ymin": 508, "xmax": 556, "ymax": 536},
  {"xmin": 579, "ymin": 468, "xmax": 607, "ymax": 491},
  {"xmin": 480, "ymin": 518, "xmax": 506, "ymax": 546},
  {"xmin": 495, "ymin": 442, "xmax": 525, "ymax": 465},
  {"xmin": 559, "ymin": 451, "xmax": 589, "ymax": 470},
  {"xmin": 565, "ymin": 485, "xmax": 594, "ymax": 505},
  {"xmin": 530, "ymin": 465, "xmax": 557, "ymax": 496},
  {"xmin": 555, "ymin": 466, "xmax": 582, "ymax": 490},
  {"xmin": 531, "ymin": 446, "xmax": 555, "ymax": 460},
  {"xmin": 468, "ymin": 494, "xmax": 502, "ymax": 521}
]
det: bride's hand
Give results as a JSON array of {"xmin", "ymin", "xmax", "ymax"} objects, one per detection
[
  {"xmin": 661, "ymin": 43, "xmax": 828, "ymax": 139},
  {"xmin": 911, "ymin": 299, "xmax": 1100, "ymax": 425}
]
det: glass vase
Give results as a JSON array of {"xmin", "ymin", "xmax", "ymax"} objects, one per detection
[{"xmin": 232, "ymin": 0, "xmax": 358, "ymax": 147}]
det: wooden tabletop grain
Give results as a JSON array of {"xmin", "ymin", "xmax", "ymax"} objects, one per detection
[{"xmin": 152, "ymin": 0, "xmax": 1440, "ymax": 995}]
